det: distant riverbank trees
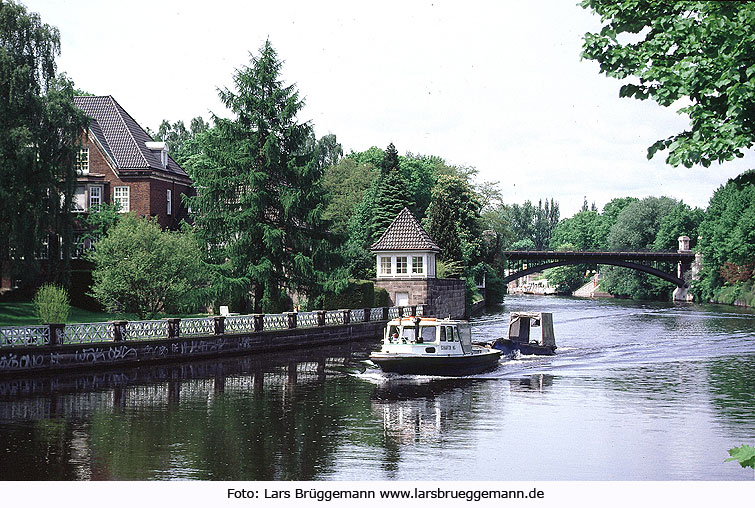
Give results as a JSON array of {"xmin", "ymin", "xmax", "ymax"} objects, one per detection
[{"xmin": 540, "ymin": 197, "xmax": 705, "ymax": 300}]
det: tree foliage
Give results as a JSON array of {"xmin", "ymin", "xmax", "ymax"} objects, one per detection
[
  {"xmin": 695, "ymin": 170, "xmax": 755, "ymax": 301},
  {"xmin": 726, "ymin": 444, "xmax": 755, "ymax": 470},
  {"xmin": 425, "ymin": 174, "xmax": 482, "ymax": 264},
  {"xmin": 601, "ymin": 196, "xmax": 688, "ymax": 299},
  {"xmin": 88, "ymin": 214, "xmax": 207, "ymax": 319},
  {"xmin": 550, "ymin": 210, "xmax": 605, "ymax": 251},
  {"xmin": 340, "ymin": 146, "xmax": 464, "ymax": 279},
  {"xmin": 321, "ymin": 157, "xmax": 378, "ymax": 238},
  {"xmin": 543, "ymin": 242, "xmax": 589, "ymax": 293},
  {"xmin": 495, "ymin": 199, "xmax": 560, "ymax": 250},
  {"xmin": 581, "ymin": 1, "xmax": 755, "ymax": 167},
  {"xmin": 150, "ymin": 116, "xmax": 210, "ymax": 166},
  {"xmin": 0, "ymin": 1, "xmax": 88, "ymax": 289},
  {"xmin": 186, "ymin": 41, "xmax": 332, "ymax": 313},
  {"xmin": 380, "ymin": 142, "xmax": 399, "ymax": 176},
  {"xmin": 371, "ymin": 166, "xmax": 411, "ymax": 244},
  {"xmin": 315, "ymin": 133, "xmax": 343, "ymax": 169}
]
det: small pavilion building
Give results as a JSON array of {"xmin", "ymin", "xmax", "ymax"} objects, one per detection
[{"xmin": 371, "ymin": 207, "xmax": 466, "ymax": 318}]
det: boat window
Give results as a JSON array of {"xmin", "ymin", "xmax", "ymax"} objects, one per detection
[
  {"xmin": 420, "ymin": 326, "xmax": 436, "ymax": 343},
  {"xmin": 401, "ymin": 327, "xmax": 416, "ymax": 341},
  {"xmin": 388, "ymin": 325, "xmax": 400, "ymax": 342},
  {"xmin": 440, "ymin": 327, "xmax": 446, "ymax": 341},
  {"xmin": 446, "ymin": 326, "xmax": 456, "ymax": 342}
]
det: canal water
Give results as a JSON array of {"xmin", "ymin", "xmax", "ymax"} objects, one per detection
[{"xmin": 1, "ymin": 295, "xmax": 753, "ymax": 481}]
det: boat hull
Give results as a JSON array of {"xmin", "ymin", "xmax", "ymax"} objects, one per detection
[
  {"xmin": 370, "ymin": 349, "xmax": 502, "ymax": 376},
  {"xmin": 493, "ymin": 338, "xmax": 556, "ymax": 356}
]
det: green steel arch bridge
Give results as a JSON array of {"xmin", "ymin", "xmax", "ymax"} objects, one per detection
[{"xmin": 500, "ymin": 250, "xmax": 696, "ymax": 287}]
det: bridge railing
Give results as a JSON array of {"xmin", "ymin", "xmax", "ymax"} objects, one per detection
[{"xmin": 0, "ymin": 304, "xmax": 426, "ymax": 348}]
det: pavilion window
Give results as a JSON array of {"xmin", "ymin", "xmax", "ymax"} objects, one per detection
[{"xmin": 396, "ymin": 256, "xmax": 408, "ymax": 274}]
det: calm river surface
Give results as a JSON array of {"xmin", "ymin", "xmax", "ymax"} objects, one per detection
[{"xmin": 1, "ymin": 295, "xmax": 754, "ymax": 481}]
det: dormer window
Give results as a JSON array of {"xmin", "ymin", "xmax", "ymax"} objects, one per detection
[
  {"xmin": 145, "ymin": 141, "xmax": 169, "ymax": 168},
  {"xmin": 75, "ymin": 148, "xmax": 89, "ymax": 174}
]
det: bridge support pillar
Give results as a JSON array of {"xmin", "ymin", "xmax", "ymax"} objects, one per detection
[
  {"xmin": 674, "ymin": 236, "xmax": 695, "ymax": 302},
  {"xmin": 673, "ymin": 286, "xmax": 693, "ymax": 302}
]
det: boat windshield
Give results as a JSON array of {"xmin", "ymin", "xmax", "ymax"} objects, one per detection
[
  {"xmin": 420, "ymin": 326, "xmax": 436, "ymax": 343},
  {"xmin": 400, "ymin": 327, "xmax": 416, "ymax": 341}
]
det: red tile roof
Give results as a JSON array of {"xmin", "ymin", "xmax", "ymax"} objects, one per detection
[
  {"xmin": 370, "ymin": 207, "xmax": 440, "ymax": 252},
  {"xmin": 74, "ymin": 96, "xmax": 188, "ymax": 178}
]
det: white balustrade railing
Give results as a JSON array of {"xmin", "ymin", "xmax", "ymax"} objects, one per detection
[
  {"xmin": 125, "ymin": 320, "xmax": 168, "ymax": 341},
  {"xmin": 324, "ymin": 310, "xmax": 343, "ymax": 326},
  {"xmin": 180, "ymin": 317, "xmax": 215, "ymax": 337},
  {"xmin": 225, "ymin": 315, "xmax": 255, "ymax": 333},
  {"xmin": 0, "ymin": 303, "xmax": 405, "ymax": 349},
  {"xmin": 263, "ymin": 313, "xmax": 288, "ymax": 330},
  {"xmin": 0, "ymin": 325, "xmax": 50, "ymax": 347},
  {"xmin": 297, "ymin": 311, "xmax": 319, "ymax": 328},
  {"xmin": 63, "ymin": 322, "xmax": 113, "ymax": 344}
]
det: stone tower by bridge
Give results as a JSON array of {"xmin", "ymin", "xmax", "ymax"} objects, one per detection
[{"xmin": 370, "ymin": 207, "xmax": 466, "ymax": 318}]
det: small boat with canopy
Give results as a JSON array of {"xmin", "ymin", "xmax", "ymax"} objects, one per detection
[
  {"xmin": 492, "ymin": 312, "xmax": 557, "ymax": 356},
  {"xmin": 370, "ymin": 316, "xmax": 502, "ymax": 376}
]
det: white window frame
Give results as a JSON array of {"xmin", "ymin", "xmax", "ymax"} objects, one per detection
[
  {"xmin": 412, "ymin": 255, "xmax": 424, "ymax": 274},
  {"xmin": 76, "ymin": 147, "xmax": 89, "ymax": 174},
  {"xmin": 167, "ymin": 189, "xmax": 172, "ymax": 215},
  {"xmin": 396, "ymin": 256, "xmax": 408, "ymax": 274},
  {"xmin": 89, "ymin": 185, "xmax": 103, "ymax": 210},
  {"xmin": 380, "ymin": 256, "xmax": 391, "ymax": 275},
  {"xmin": 114, "ymin": 186, "xmax": 130, "ymax": 213}
]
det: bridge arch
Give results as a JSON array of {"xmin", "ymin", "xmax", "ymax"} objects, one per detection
[{"xmin": 502, "ymin": 259, "xmax": 686, "ymax": 287}]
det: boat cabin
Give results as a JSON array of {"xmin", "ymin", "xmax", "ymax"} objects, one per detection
[
  {"xmin": 383, "ymin": 317, "xmax": 473, "ymax": 355},
  {"xmin": 508, "ymin": 312, "xmax": 555, "ymax": 347}
]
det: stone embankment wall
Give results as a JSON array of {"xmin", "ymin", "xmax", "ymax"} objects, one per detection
[{"xmin": 0, "ymin": 321, "xmax": 385, "ymax": 377}]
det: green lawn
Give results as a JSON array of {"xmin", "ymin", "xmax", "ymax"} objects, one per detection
[{"xmin": 0, "ymin": 302, "xmax": 210, "ymax": 326}]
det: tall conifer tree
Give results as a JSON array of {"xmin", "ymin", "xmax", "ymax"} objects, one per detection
[
  {"xmin": 186, "ymin": 41, "xmax": 331, "ymax": 312},
  {"xmin": 371, "ymin": 168, "xmax": 411, "ymax": 243}
]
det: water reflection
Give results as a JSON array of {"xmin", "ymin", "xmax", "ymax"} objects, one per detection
[{"xmin": 0, "ymin": 295, "xmax": 754, "ymax": 480}]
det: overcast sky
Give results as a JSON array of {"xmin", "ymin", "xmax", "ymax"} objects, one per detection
[{"xmin": 25, "ymin": 0, "xmax": 755, "ymax": 217}]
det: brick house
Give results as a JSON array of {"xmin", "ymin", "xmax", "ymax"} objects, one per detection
[
  {"xmin": 371, "ymin": 207, "xmax": 466, "ymax": 319},
  {"xmin": 1, "ymin": 96, "xmax": 194, "ymax": 293},
  {"xmin": 72, "ymin": 95, "xmax": 193, "ymax": 233},
  {"xmin": 67, "ymin": 96, "xmax": 194, "ymax": 303}
]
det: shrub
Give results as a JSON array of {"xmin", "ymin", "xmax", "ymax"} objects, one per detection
[
  {"xmin": 373, "ymin": 287, "xmax": 390, "ymax": 307},
  {"xmin": 323, "ymin": 279, "xmax": 374, "ymax": 310},
  {"xmin": 33, "ymin": 284, "xmax": 71, "ymax": 324},
  {"xmin": 88, "ymin": 214, "xmax": 208, "ymax": 319}
]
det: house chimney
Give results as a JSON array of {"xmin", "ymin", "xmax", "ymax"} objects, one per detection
[{"xmin": 145, "ymin": 141, "xmax": 169, "ymax": 168}]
